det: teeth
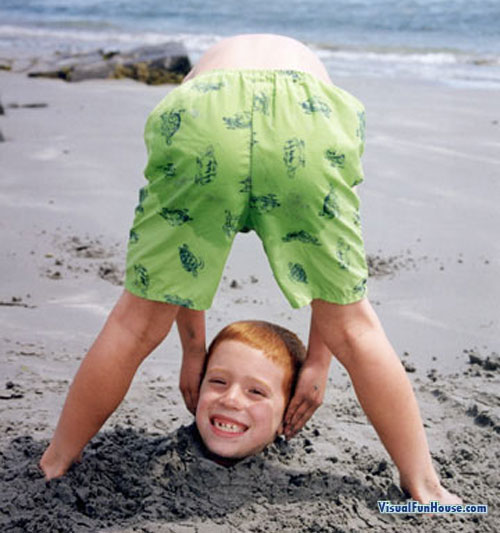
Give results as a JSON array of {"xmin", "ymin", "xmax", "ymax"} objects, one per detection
[{"xmin": 213, "ymin": 419, "xmax": 246, "ymax": 433}]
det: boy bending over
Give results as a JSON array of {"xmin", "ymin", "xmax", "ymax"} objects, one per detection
[{"xmin": 41, "ymin": 33, "xmax": 461, "ymax": 505}]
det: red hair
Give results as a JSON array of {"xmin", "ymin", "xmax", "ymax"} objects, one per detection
[{"xmin": 207, "ymin": 320, "xmax": 306, "ymax": 399}]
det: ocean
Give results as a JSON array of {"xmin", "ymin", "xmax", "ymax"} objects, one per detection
[{"xmin": 1, "ymin": 0, "xmax": 499, "ymax": 88}]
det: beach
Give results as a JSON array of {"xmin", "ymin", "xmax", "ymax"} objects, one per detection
[{"xmin": 0, "ymin": 68, "xmax": 499, "ymax": 532}]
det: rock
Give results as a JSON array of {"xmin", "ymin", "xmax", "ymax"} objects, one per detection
[
  {"xmin": 0, "ymin": 58, "xmax": 12, "ymax": 71},
  {"xmin": 467, "ymin": 350, "xmax": 483, "ymax": 366},
  {"xmin": 401, "ymin": 359, "xmax": 416, "ymax": 373},
  {"xmin": 27, "ymin": 42, "xmax": 191, "ymax": 85},
  {"xmin": 466, "ymin": 349, "xmax": 499, "ymax": 371},
  {"xmin": 484, "ymin": 353, "xmax": 500, "ymax": 371},
  {"xmin": 30, "ymin": 49, "xmax": 106, "ymax": 78},
  {"xmin": 112, "ymin": 43, "xmax": 191, "ymax": 85},
  {"xmin": 70, "ymin": 60, "xmax": 117, "ymax": 82}
]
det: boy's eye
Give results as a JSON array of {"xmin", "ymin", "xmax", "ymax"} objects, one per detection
[
  {"xmin": 249, "ymin": 388, "xmax": 265, "ymax": 397},
  {"xmin": 209, "ymin": 378, "xmax": 226, "ymax": 385}
]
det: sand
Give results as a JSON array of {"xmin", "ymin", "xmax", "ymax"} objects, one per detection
[{"xmin": 0, "ymin": 70, "xmax": 499, "ymax": 532}]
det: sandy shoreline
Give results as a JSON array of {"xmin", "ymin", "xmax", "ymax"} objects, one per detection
[{"xmin": 1, "ymin": 70, "xmax": 499, "ymax": 531}]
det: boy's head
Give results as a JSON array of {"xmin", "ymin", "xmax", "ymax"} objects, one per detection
[{"xmin": 195, "ymin": 320, "xmax": 306, "ymax": 460}]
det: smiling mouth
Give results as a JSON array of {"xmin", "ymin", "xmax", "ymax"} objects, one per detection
[{"xmin": 211, "ymin": 416, "xmax": 248, "ymax": 434}]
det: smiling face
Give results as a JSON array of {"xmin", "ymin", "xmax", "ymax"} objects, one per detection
[{"xmin": 195, "ymin": 339, "xmax": 287, "ymax": 459}]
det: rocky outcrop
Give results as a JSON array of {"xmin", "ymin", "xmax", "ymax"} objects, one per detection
[
  {"xmin": 26, "ymin": 42, "xmax": 191, "ymax": 85},
  {"xmin": 0, "ymin": 59, "xmax": 13, "ymax": 71}
]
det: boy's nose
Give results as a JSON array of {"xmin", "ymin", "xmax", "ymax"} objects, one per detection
[{"xmin": 220, "ymin": 385, "xmax": 244, "ymax": 409}]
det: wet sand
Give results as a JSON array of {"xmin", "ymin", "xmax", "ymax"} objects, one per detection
[{"xmin": 0, "ymin": 70, "xmax": 499, "ymax": 532}]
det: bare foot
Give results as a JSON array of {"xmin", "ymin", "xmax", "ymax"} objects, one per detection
[
  {"xmin": 39, "ymin": 445, "xmax": 81, "ymax": 480},
  {"xmin": 403, "ymin": 478, "xmax": 463, "ymax": 506}
]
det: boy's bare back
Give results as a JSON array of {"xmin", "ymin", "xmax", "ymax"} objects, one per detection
[{"xmin": 183, "ymin": 33, "xmax": 333, "ymax": 84}]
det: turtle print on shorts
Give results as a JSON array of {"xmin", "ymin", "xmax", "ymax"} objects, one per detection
[
  {"xmin": 253, "ymin": 91, "xmax": 270, "ymax": 115},
  {"xmin": 319, "ymin": 185, "xmax": 340, "ymax": 219},
  {"xmin": 222, "ymin": 111, "xmax": 252, "ymax": 129},
  {"xmin": 160, "ymin": 109, "xmax": 185, "ymax": 145},
  {"xmin": 160, "ymin": 162, "xmax": 177, "ymax": 179},
  {"xmin": 353, "ymin": 210, "xmax": 362, "ymax": 228},
  {"xmin": 194, "ymin": 145, "xmax": 218, "ymax": 185},
  {"xmin": 158, "ymin": 207, "xmax": 193, "ymax": 226},
  {"xmin": 192, "ymin": 80, "xmax": 225, "ymax": 93},
  {"xmin": 282, "ymin": 230, "xmax": 321, "ymax": 246},
  {"xmin": 353, "ymin": 278, "xmax": 367, "ymax": 297},
  {"xmin": 289, "ymin": 262, "xmax": 308, "ymax": 284},
  {"xmin": 133, "ymin": 264, "xmax": 150, "ymax": 295},
  {"xmin": 249, "ymin": 193, "xmax": 281, "ymax": 214},
  {"xmin": 283, "ymin": 138, "xmax": 306, "ymax": 178},
  {"xmin": 129, "ymin": 229, "xmax": 139, "ymax": 244},
  {"xmin": 164, "ymin": 294, "xmax": 194, "ymax": 308},
  {"xmin": 325, "ymin": 148, "xmax": 345, "ymax": 169},
  {"xmin": 283, "ymin": 70, "xmax": 305, "ymax": 82},
  {"xmin": 125, "ymin": 69, "xmax": 368, "ymax": 309},
  {"xmin": 239, "ymin": 176, "xmax": 252, "ymax": 193},
  {"xmin": 336, "ymin": 237, "xmax": 351, "ymax": 270},
  {"xmin": 135, "ymin": 187, "xmax": 148, "ymax": 215},
  {"xmin": 300, "ymin": 96, "xmax": 331, "ymax": 118},
  {"xmin": 222, "ymin": 210, "xmax": 240, "ymax": 238},
  {"xmin": 178, "ymin": 244, "xmax": 204, "ymax": 277}
]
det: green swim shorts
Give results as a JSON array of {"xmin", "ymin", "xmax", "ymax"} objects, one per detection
[{"xmin": 125, "ymin": 69, "xmax": 368, "ymax": 310}]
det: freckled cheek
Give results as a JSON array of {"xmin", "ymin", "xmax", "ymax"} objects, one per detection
[
  {"xmin": 248, "ymin": 403, "xmax": 279, "ymax": 432},
  {"xmin": 197, "ymin": 388, "xmax": 218, "ymax": 409},
  {"xmin": 196, "ymin": 390, "xmax": 239, "ymax": 424}
]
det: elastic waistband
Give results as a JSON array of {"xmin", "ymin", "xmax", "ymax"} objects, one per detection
[
  {"xmin": 183, "ymin": 68, "xmax": 365, "ymax": 112},
  {"xmin": 189, "ymin": 68, "xmax": 324, "ymax": 85}
]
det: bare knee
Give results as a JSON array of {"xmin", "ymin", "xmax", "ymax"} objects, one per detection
[
  {"xmin": 110, "ymin": 290, "xmax": 178, "ymax": 350},
  {"xmin": 311, "ymin": 298, "xmax": 383, "ymax": 365}
]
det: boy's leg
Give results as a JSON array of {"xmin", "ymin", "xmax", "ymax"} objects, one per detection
[
  {"xmin": 40, "ymin": 289, "xmax": 179, "ymax": 479},
  {"xmin": 310, "ymin": 297, "xmax": 461, "ymax": 504}
]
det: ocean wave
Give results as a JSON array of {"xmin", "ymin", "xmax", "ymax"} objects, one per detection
[
  {"xmin": 0, "ymin": 24, "xmax": 220, "ymax": 54},
  {"xmin": 0, "ymin": 23, "xmax": 498, "ymax": 88},
  {"xmin": 311, "ymin": 42, "xmax": 499, "ymax": 68},
  {"xmin": 2, "ymin": 24, "xmax": 497, "ymax": 67}
]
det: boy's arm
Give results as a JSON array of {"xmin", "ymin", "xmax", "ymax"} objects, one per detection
[
  {"xmin": 176, "ymin": 308, "xmax": 207, "ymax": 414},
  {"xmin": 283, "ymin": 320, "xmax": 332, "ymax": 439}
]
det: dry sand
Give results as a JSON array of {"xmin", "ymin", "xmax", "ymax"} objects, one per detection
[{"xmin": 0, "ymin": 71, "xmax": 499, "ymax": 532}]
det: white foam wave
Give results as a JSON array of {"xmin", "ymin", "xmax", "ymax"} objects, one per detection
[
  {"xmin": 310, "ymin": 42, "xmax": 500, "ymax": 88},
  {"xmin": 1, "ymin": 24, "xmax": 497, "ymax": 67},
  {"xmin": 0, "ymin": 24, "xmax": 220, "ymax": 56},
  {"xmin": 313, "ymin": 44, "xmax": 499, "ymax": 68},
  {"xmin": 1, "ymin": 23, "xmax": 499, "ymax": 88}
]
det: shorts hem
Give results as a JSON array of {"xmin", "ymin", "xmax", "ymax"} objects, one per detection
[
  {"xmin": 124, "ymin": 281, "xmax": 211, "ymax": 311},
  {"xmin": 286, "ymin": 287, "xmax": 369, "ymax": 309}
]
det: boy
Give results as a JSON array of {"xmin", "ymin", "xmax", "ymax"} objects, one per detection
[
  {"xmin": 41, "ymin": 33, "xmax": 460, "ymax": 505},
  {"xmin": 195, "ymin": 320, "xmax": 306, "ymax": 461}
]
